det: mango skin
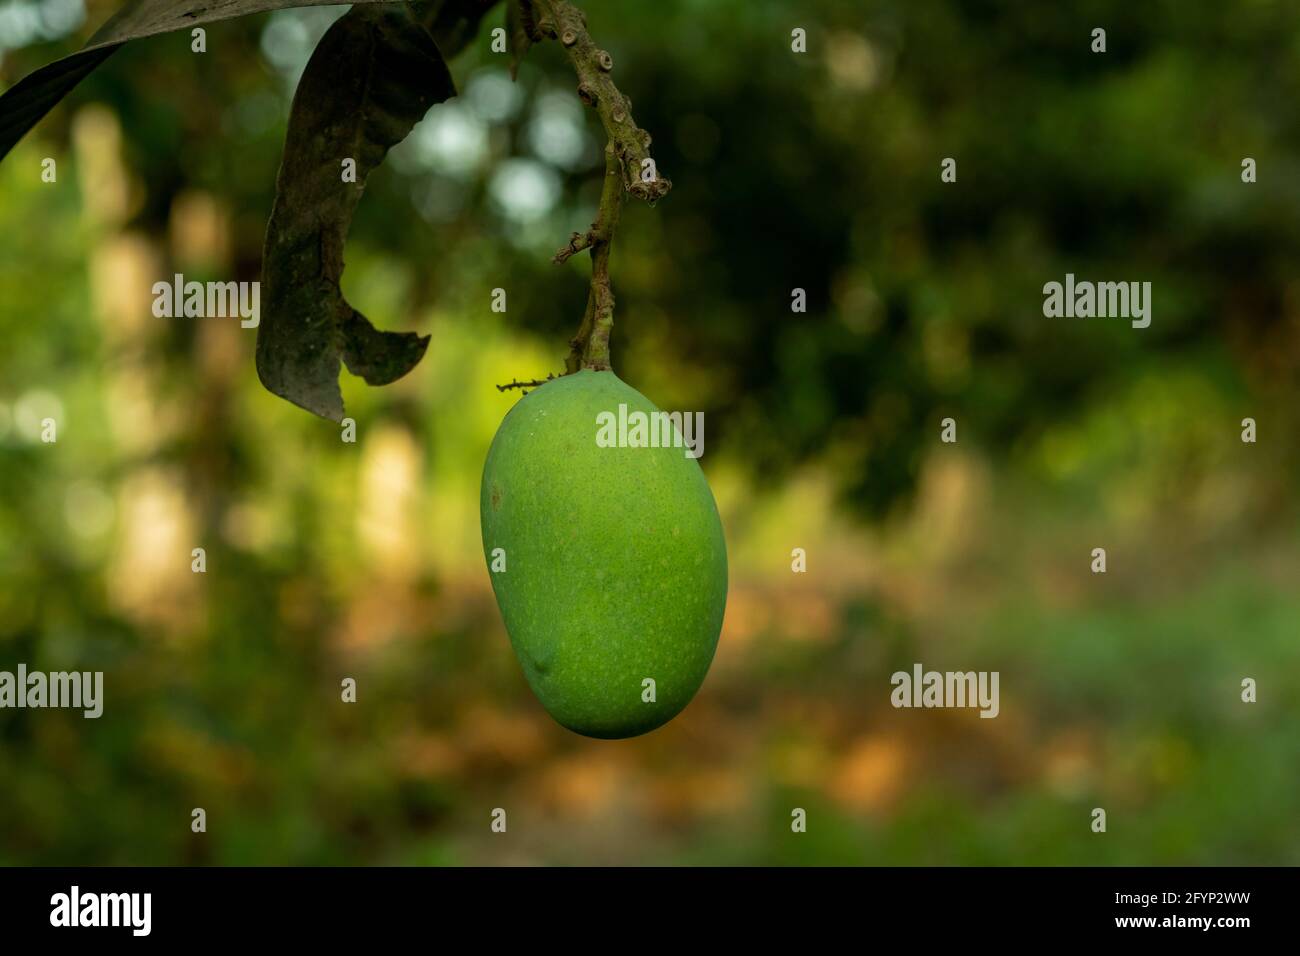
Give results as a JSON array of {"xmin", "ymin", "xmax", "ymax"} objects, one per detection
[{"xmin": 480, "ymin": 369, "xmax": 727, "ymax": 739}]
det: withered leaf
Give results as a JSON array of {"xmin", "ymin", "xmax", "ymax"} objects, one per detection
[{"xmin": 256, "ymin": 3, "xmax": 456, "ymax": 421}]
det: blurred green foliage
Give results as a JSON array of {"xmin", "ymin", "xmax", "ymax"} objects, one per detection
[{"xmin": 0, "ymin": 0, "xmax": 1297, "ymax": 865}]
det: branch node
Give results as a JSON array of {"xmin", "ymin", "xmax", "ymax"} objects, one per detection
[{"xmin": 553, "ymin": 230, "xmax": 592, "ymax": 263}]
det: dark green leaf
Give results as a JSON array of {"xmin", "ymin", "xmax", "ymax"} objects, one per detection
[
  {"xmin": 505, "ymin": 0, "xmax": 541, "ymax": 80},
  {"xmin": 0, "ymin": 0, "xmax": 396, "ymax": 162},
  {"xmin": 256, "ymin": 3, "xmax": 456, "ymax": 421},
  {"xmin": 413, "ymin": 0, "xmax": 503, "ymax": 59}
]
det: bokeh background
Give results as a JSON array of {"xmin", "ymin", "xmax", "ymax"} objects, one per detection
[{"xmin": 2, "ymin": 0, "xmax": 1298, "ymax": 864}]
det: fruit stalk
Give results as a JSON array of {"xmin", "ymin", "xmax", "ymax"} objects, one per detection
[
  {"xmin": 532, "ymin": 0, "xmax": 671, "ymax": 372},
  {"xmin": 557, "ymin": 144, "xmax": 622, "ymax": 371}
]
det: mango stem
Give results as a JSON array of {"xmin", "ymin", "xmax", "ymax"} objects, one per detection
[{"xmin": 533, "ymin": 0, "xmax": 670, "ymax": 373}]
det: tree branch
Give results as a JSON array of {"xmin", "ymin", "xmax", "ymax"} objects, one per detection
[
  {"xmin": 534, "ymin": 0, "xmax": 670, "ymax": 201},
  {"xmin": 496, "ymin": 375, "xmax": 555, "ymax": 392},
  {"xmin": 531, "ymin": 0, "xmax": 669, "ymax": 373}
]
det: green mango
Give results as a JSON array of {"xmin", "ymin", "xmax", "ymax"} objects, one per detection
[{"xmin": 480, "ymin": 369, "xmax": 728, "ymax": 739}]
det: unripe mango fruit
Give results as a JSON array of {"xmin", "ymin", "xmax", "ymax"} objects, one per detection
[{"xmin": 480, "ymin": 369, "xmax": 728, "ymax": 739}]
